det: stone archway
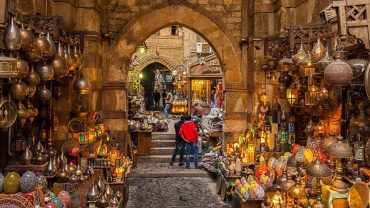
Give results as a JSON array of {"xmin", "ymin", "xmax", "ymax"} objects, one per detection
[
  {"xmin": 129, "ymin": 53, "xmax": 179, "ymax": 82},
  {"xmin": 105, "ymin": 2, "xmax": 248, "ymax": 142}
]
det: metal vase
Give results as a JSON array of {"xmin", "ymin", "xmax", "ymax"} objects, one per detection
[
  {"xmin": 19, "ymin": 146, "xmax": 33, "ymax": 165},
  {"xmin": 3, "ymin": 17, "xmax": 22, "ymax": 50},
  {"xmin": 35, "ymin": 32, "xmax": 51, "ymax": 57},
  {"xmin": 88, "ymin": 183, "xmax": 99, "ymax": 201},
  {"xmin": 44, "ymin": 156, "xmax": 56, "ymax": 176}
]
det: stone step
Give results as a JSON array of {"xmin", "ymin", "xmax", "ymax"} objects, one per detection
[
  {"xmin": 137, "ymin": 155, "xmax": 196, "ymax": 163},
  {"xmin": 150, "ymin": 147, "xmax": 175, "ymax": 155},
  {"xmin": 152, "ymin": 133, "xmax": 176, "ymax": 140},
  {"xmin": 151, "ymin": 140, "xmax": 176, "ymax": 147}
]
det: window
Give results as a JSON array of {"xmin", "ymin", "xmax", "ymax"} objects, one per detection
[{"xmin": 171, "ymin": 26, "xmax": 178, "ymax": 36}]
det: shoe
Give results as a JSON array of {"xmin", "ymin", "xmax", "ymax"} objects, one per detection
[
  {"xmin": 178, "ymin": 162, "xmax": 185, "ymax": 167},
  {"xmin": 169, "ymin": 161, "xmax": 174, "ymax": 166},
  {"xmin": 185, "ymin": 166, "xmax": 190, "ymax": 169}
]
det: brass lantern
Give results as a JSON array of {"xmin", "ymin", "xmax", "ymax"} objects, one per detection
[
  {"xmin": 292, "ymin": 43, "xmax": 308, "ymax": 65},
  {"xmin": 286, "ymin": 88, "xmax": 298, "ymax": 107},
  {"xmin": 311, "ymin": 38, "xmax": 326, "ymax": 63},
  {"xmin": 0, "ymin": 54, "xmax": 18, "ymax": 78}
]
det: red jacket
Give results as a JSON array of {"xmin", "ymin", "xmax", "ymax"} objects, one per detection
[{"xmin": 179, "ymin": 121, "xmax": 198, "ymax": 142}]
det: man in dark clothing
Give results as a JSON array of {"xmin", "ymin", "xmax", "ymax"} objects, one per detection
[
  {"xmin": 161, "ymin": 91, "xmax": 166, "ymax": 109},
  {"xmin": 153, "ymin": 90, "xmax": 161, "ymax": 109},
  {"xmin": 169, "ymin": 116, "xmax": 186, "ymax": 166}
]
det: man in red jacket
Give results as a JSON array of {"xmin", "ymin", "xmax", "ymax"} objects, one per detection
[{"xmin": 179, "ymin": 115, "xmax": 199, "ymax": 169}]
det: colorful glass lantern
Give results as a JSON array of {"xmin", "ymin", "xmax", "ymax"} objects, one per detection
[{"xmin": 286, "ymin": 88, "xmax": 298, "ymax": 106}]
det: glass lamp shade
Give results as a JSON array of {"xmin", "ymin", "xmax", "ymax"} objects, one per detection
[
  {"xmin": 326, "ymin": 136, "xmax": 353, "ymax": 158},
  {"xmin": 292, "ymin": 43, "xmax": 308, "ymax": 65},
  {"xmin": 306, "ymin": 158, "xmax": 331, "ymax": 178},
  {"xmin": 324, "ymin": 59, "xmax": 352, "ymax": 86},
  {"xmin": 311, "ymin": 38, "xmax": 326, "ymax": 63},
  {"xmin": 320, "ymin": 135, "xmax": 337, "ymax": 152}
]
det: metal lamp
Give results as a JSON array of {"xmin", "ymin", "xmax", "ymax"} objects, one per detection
[
  {"xmin": 307, "ymin": 158, "xmax": 331, "ymax": 207},
  {"xmin": 326, "ymin": 136, "xmax": 353, "ymax": 193},
  {"xmin": 288, "ymin": 176, "xmax": 306, "ymax": 208}
]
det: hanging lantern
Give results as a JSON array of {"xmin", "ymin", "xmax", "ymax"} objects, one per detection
[
  {"xmin": 292, "ymin": 43, "xmax": 308, "ymax": 65},
  {"xmin": 172, "ymin": 69, "xmax": 178, "ymax": 77},
  {"xmin": 311, "ymin": 38, "xmax": 326, "ymax": 63},
  {"xmin": 315, "ymin": 121, "xmax": 325, "ymax": 134},
  {"xmin": 73, "ymin": 75, "xmax": 91, "ymax": 95},
  {"xmin": 286, "ymin": 88, "xmax": 298, "ymax": 107},
  {"xmin": 260, "ymin": 93, "xmax": 269, "ymax": 105},
  {"xmin": 316, "ymin": 49, "xmax": 334, "ymax": 73},
  {"xmin": 324, "ymin": 59, "xmax": 352, "ymax": 86}
]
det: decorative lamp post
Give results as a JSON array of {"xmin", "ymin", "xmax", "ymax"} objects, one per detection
[
  {"xmin": 326, "ymin": 136, "xmax": 353, "ymax": 193},
  {"xmin": 307, "ymin": 158, "xmax": 331, "ymax": 208}
]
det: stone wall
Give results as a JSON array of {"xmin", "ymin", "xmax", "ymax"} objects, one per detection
[{"xmin": 107, "ymin": 0, "xmax": 243, "ymax": 43}]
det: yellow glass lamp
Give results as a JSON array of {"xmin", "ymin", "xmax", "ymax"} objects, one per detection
[
  {"xmin": 260, "ymin": 93, "xmax": 269, "ymax": 105},
  {"xmin": 315, "ymin": 121, "xmax": 325, "ymax": 134},
  {"xmin": 303, "ymin": 148, "xmax": 314, "ymax": 164},
  {"xmin": 311, "ymin": 38, "xmax": 326, "ymax": 63},
  {"xmin": 292, "ymin": 43, "xmax": 308, "ymax": 65}
]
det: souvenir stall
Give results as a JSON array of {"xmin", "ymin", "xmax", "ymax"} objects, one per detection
[
  {"xmin": 0, "ymin": 7, "xmax": 131, "ymax": 208},
  {"xmin": 188, "ymin": 57, "xmax": 223, "ymax": 108},
  {"xmin": 214, "ymin": 4, "xmax": 370, "ymax": 207}
]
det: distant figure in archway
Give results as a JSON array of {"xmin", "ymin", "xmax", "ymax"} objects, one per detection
[
  {"xmin": 164, "ymin": 91, "xmax": 173, "ymax": 118},
  {"xmin": 153, "ymin": 90, "xmax": 160, "ymax": 109},
  {"xmin": 162, "ymin": 91, "xmax": 166, "ymax": 109}
]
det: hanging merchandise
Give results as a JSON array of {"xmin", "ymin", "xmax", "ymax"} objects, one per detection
[
  {"xmin": 51, "ymin": 42, "xmax": 69, "ymax": 79},
  {"xmin": 3, "ymin": 17, "xmax": 22, "ymax": 51},
  {"xmin": 19, "ymin": 24, "xmax": 35, "ymax": 52}
]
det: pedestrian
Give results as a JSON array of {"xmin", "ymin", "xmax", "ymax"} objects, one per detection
[
  {"xmin": 179, "ymin": 115, "xmax": 199, "ymax": 169},
  {"xmin": 161, "ymin": 91, "xmax": 166, "ymax": 108},
  {"xmin": 153, "ymin": 90, "xmax": 161, "ymax": 109},
  {"xmin": 169, "ymin": 116, "xmax": 186, "ymax": 166},
  {"xmin": 164, "ymin": 91, "xmax": 173, "ymax": 118}
]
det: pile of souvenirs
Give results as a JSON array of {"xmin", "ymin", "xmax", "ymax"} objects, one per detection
[
  {"xmin": 171, "ymin": 97, "xmax": 188, "ymax": 115},
  {"xmin": 128, "ymin": 112, "xmax": 168, "ymax": 132},
  {"xmin": 201, "ymin": 108, "xmax": 223, "ymax": 133}
]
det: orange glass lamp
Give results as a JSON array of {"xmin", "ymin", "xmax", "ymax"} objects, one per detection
[
  {"xmin": 266, "ymin": 132, "xmax": 275, "ymax": 152},
  {"xmin": 286, "ymin": 88, "xmax": 298, "ymax": 107},
  {"xmin": 247, "ymin": 144, "xmax": 255, "ymax": 164},
  {"xmin": 233, "ymin": 143, "xmax": 240, "ymax": 153},
  {"xmin": 108, "ymin": 149, "xmax": 120, "ymax": 166},
  {"xmin": 315, "ymin": 121, "xmax": 325, "ymax": 134},
  {"xmin": 115, "ymin": 166, "xmax": 124, "ymax": 180}
]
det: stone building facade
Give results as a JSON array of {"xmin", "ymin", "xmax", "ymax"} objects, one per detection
[{"xmin": 6, "ymin": 0, "xmax": 337, "ymax": 151}]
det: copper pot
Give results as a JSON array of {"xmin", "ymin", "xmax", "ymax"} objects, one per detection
[
  {"xmin": 10, "ymin": 80, "xmax": 29, "ymax": 101},
  {"xmin": 51, "ymin": 57, "xmax": 68, "ymax": 79},
  {"xmin": 15, "ymin": 56, "xmax": 29, "ymax": 78},
  {"xmin": 3, "ymin": 17, "xmax": 22, "ymax": 51},
  {"xmin": 23, "ymin": 47, "xmax": 42, "ymax": 62},
  {"xmin": 26, "ymin": 66, "xmax": 41, "ymax": 86},
  {"xmin": 35, "ymin": 32, "xmax": 51, "ymax": 57},
  {"xmin": 37, "ymin": 85, "xmax": 52, "ymax": 101},
  {"xmin": 45, "ymin": 32, "xmax": 56, "ymax": 58},
  {"xmin": 73, "ymin": 76, "xmax": 91, "ymax": 95},
  {"xmin": 36, "ymin": 63, "xmax": 54, "ymax": 81},
  {"xmin": 20, "ymin": 24, "xmax": 35, "ymax": 52}
]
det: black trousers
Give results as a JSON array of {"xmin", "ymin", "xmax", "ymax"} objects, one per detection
[{"xmin": 171, "ymin": 141, "xmax": 185, "ymax": 163}]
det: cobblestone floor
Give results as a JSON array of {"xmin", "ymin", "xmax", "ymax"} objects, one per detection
[{"xmin": 127, "ymin": 176, "xmax": 229, "ymax": 208}]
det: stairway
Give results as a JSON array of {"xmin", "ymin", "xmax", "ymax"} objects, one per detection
[{"xmin": 137, "ymin": 132, "xmax": 177, "ymax": 163}]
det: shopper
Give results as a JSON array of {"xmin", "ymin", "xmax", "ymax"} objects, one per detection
[
  {"xmin": 153, "ymin": 90, "xmax": 161, "ymax": 109},
  {"xmin": 161, "ymin": 91, "xmax": 166, "ymax": 108},
  {"xmin": 169, "ymin": 116, "xmax": 186, "ymax": 166},
  {"xmin": 179, "ymin": 115, "xmax": 199, "ymax": 169},
  {"xmin": 164, "ymin": 91, "xmax": 173, "ymax": 118}
]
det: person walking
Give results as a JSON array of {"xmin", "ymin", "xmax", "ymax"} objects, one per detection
[
  {"xmin": 169, "ymin": 116, "xmax": 185, "ymax": 166},
  {"xmin": 179, "ymin": 115, "xmax": 199, "ymax": 169},
  {"xmin": 164, "ymin": 91, "xmax": 173, "ymax": 118},
  {"xmin": 161, "ymin": 91, "xmax": 166, "ymax": 109},
  {"xmin": 153, "ymin": 90, "xmax": 161, "ymax": 109}
]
